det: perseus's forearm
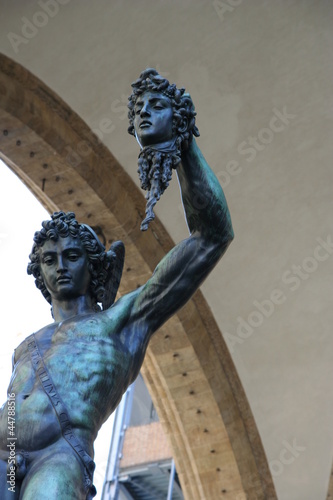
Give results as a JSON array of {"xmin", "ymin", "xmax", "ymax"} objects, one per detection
[{"xmin": 177, "ymin": 139, "xmax": 234, "ymax": 245}]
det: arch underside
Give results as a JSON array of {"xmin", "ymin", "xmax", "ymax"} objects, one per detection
[{"xmin": 0, "ymin": 53, "xmax": 276, "ymax": 499}]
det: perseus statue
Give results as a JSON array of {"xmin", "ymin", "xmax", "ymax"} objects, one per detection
[{"xmin": 0, "ymin": 69, "xmax": 233, "ymax": 499}]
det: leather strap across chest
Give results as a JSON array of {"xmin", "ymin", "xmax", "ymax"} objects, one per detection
[{"xmin": 26, "ymin": 334, "xmax": 96, "ymax": 481}]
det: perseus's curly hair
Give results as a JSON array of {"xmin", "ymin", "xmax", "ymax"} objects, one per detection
[
  {"xmin": 27, "ymin": 212, "xmax": 110, "ymax": 310},
  {"xmin": 128, "ymin": 68, "xmax": 200, "ymax": 230}
]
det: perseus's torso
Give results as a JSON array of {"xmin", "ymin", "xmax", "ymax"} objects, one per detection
[{"xmin": 0, "ymin": 311, "xmax": 134, "ymax": 454}]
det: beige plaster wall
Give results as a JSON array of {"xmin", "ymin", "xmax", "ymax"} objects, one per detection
[{"xmin": 0, "ymin": 1, "xmax": 332, "ymax": 498}]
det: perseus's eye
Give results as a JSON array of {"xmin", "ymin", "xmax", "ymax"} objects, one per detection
[{"xmin": 42, "ymin": 257, "xmax": 54, "ymax": 266}]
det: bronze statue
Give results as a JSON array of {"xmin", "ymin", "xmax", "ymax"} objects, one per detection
[{"xmin": 0, "ymin": 69, "xmax": 233, "ymax": 499}]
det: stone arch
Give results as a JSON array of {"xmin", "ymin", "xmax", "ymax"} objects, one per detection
[{"xmin": 0, "ymin": 53, "xmax": 276, "ymax": 499}]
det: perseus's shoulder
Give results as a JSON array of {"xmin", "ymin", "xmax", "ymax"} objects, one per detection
[
  {"xmin": 11, "ymin": 335, "xmax": 30, "ymax": 367},
  {"xmin": 100, "ymin": 287, "xmax": 144, "ymax": 328},
  {"xmin": 101, "ymin": 287, "xmax": 142, "ymax": 316}
]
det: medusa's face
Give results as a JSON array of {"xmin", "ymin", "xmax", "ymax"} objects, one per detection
[
  {"xmin": 133, "ymin": 91, "xmax": 174, "ymax": 147},
  {"xmin": 39, "ymin": 236, "xmax": 91, "ymax": 302}
]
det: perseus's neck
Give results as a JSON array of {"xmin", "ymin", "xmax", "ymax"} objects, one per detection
[{"xmin": 51, "ymin": 295, "xmax": 96, "ymax": 322}]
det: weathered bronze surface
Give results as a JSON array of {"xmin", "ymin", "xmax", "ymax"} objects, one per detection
[{"xmin": 0, "ymin": 69, "xmax": 233, "ymax": 499}]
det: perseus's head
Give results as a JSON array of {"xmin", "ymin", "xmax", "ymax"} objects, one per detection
[
  {"xmin": 27, "ymin": 211, "xmax": 111, "ymax": 311},
  {"xmin": 128, "ymin": 68, "xmax": 199, "ymax": 150}
]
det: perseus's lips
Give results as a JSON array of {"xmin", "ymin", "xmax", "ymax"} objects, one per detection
[{"xmin": 57, "ymin": 276, "xmax": 71, "ymax": 283}]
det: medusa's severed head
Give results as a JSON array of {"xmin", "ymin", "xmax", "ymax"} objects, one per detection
[
  {"xmin": 128, "ymin": 68, "xmax": 199, "ymax": 148},
  {"xmin": 128, "ymin": 68, "xmax": 199, "ymax": 231}
]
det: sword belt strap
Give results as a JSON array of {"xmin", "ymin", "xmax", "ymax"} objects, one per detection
[{"xmin": 26, "ymin": 334, "xmax": 95, "ymax": 480}]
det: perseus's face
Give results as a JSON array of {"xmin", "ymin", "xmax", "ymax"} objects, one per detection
[
  {"xmin": 133, "ymin": 91, "xmax": 174, "ymax": 147},
  {"xmin": 39, "ymin": 236, "xmax": 91, "ymax": 302}
]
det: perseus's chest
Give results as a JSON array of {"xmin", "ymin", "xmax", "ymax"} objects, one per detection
[{"xmin": 44, "ymin": 317, "xmax": 132, "ymax": 386}]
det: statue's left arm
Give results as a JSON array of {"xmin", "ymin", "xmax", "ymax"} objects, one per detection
[{"xmin": 116, "ymin": 138, "xmax": 233, "ymax": 354}]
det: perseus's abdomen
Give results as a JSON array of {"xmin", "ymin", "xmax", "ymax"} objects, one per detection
[{"xmin": 44, "ymin": 336, "xmax": 133, "ymax": 430}]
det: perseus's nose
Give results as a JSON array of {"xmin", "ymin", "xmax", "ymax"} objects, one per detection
[{"xmin": 56, "ymin": 255, "xmax": 67, "ymax": 272}]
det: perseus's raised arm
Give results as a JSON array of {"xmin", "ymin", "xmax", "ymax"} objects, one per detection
[
  {"xmin": 177, "ymin": 138, "xmax": 233, "ymax": 247},
  {"xmin": 126, "ymin": 138, "xmax": 233, "ymax": 347},
  {"xmin": 122, "ymin": 68, "xmax": 233, "ymax": 353}
]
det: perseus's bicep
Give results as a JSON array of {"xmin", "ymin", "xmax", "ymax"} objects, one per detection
[{"xmin": 132, "ymin": 234, "xmax": 222, "ymax": 334}]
